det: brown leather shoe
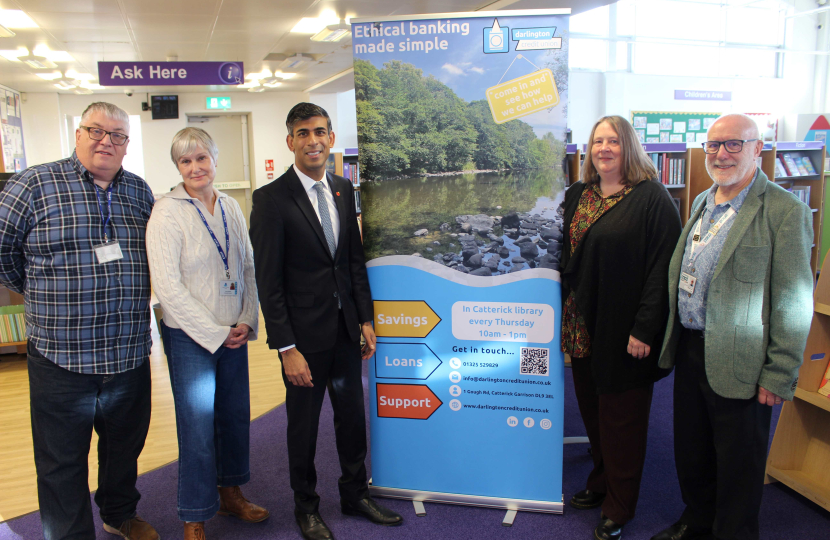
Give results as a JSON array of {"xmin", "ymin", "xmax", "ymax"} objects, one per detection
[
  {"xmin": 103, "ymin": 516, "xmax": 160, "ymax": 540},
  {"xmin": 184, "ymin": 522, "xmax": 205, "ymax": 540},
  {"xmin": 217, "ymin": 485, "xmax": 270, "ymax": 523}
]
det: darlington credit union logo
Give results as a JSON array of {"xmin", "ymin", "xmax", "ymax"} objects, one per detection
[{"xmin": 218, "ymin": 63, "xmax": 243, "ymax": 85}]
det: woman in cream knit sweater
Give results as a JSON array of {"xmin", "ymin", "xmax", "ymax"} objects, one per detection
[{"xmin": 146, "ymin": 127, "xmax": 268, "ymax": 540}]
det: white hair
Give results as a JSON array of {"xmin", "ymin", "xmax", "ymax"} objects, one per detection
[
  {"xmin": 170, "ymin": 127, "xmax": 219, "ymax": 166},
  {"xmin": 80, "ymin": 102, "xmax": 130, "ymax": 131}
]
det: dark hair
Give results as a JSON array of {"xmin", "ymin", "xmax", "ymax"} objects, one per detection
[
  {"xmin": 286, "ymin": 102, "xmax": 333, "ymax": 136},
  {"xmin": 581, "ymin": 115, "xmax": 657, "ymax": 186}
]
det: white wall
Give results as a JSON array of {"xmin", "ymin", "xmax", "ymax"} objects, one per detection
[
  {"xmin": 21, "ymin": 91, "xmax": 309, "ymax": 195},
  {"xmin": 569, "ymin": 71, "xmax": 815, "ymax": 145}
]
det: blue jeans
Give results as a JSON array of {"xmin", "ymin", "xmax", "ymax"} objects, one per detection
[
  {"xmin": 161, "ymin": 322, "xmax": 251, "ymax": 522},
  {"xmin": 27, "ymin": 343, "xmax": 151, "ymax": 540}
]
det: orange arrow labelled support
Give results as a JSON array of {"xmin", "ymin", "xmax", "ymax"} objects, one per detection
[
  {"xmin": 374, "ymin": 300, "xmax": 441, "ymax": 338},
  {"xmin": 376, "ymin": 383, "xmax": 443, "ymax": 420}
]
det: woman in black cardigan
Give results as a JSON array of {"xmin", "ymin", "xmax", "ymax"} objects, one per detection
[{"xmin": 560, "ymin": 116, "xmax": 681, "ymax": 540}]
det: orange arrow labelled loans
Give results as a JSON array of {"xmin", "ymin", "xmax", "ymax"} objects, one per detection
[
  {"xmin": 374, "ymin": 300, "xmax": 441, "ymax": 338},
  {"xmin": 376, "ymin": 383, "xmax": 442, "ymax": 420}
]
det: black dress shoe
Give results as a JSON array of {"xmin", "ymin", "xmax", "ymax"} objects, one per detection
[
  {"xmin": 341, "ymin": 496, "xmax": 403, "ymax": 526},
  {"xmin": 570, "ymin": 489, "xmax": 606, "ymax": 509},
  {"xmin": 651, "ymin": 521, "xmax": 711, "ymax": 540},
  {"xmin": 594, "ymin": 515, "xmax": 622, "ymax": 540},
  {"xmin": 294, "ymin": 511, "xmax": 334, "ymax": 540}
]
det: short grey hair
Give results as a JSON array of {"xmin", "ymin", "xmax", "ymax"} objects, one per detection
[
  {"xmin": 170, "ymin": 127, "xmax": 219, "ymax": 166},
  {"xmin": 80, "ymin": 102, "xmax": 129, "ymax": 131}
]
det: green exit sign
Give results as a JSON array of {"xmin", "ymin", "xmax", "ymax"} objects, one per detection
[{"xmin": 206, "ymin": 97, "xmax": 232, "ymax": 110}]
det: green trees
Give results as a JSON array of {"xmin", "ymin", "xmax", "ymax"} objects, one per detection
[{"xmin": 354, "ymin": 58, "xmax": 563, "ymax": 180}]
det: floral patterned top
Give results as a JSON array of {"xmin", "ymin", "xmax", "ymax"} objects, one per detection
[{"xmin": 562, "ymin": 183, "xmax": 634, "ymax": 358}]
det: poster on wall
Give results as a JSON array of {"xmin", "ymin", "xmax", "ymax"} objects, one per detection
[
  {"xmin": 353, "ymin": 9, "xmax": 569, "ymax": 513},
  {"xmin": 0, "ymin": 84, "xmax": 26, "ymax": 173}
]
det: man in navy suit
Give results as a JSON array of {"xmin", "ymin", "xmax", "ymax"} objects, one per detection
[{"xmin": 249, "ymin": 103, "xmax": 402, "ymax": 540}]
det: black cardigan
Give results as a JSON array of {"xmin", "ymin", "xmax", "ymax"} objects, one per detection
[{"xmin": 560, "ymin": 180, "xmax": 681, "ymax": 394}]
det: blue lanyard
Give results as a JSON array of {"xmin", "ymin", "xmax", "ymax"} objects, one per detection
[
  {"xmin": 187, "ymin": 198, "xmax": 231, "ymax": 279},
  {"xmin": 93, "ymin": 184, "xmax": 114, "ymax": 242}
]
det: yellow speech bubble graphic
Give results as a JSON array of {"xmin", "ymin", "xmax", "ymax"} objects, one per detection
[{"xmin": 485, "ymin": 68, "xmax": 559, "ymax": 125}]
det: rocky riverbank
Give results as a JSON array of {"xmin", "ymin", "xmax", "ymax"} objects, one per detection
[{"xmin": 411, "ymin": 207, "xmax": 565, "ymax": 276}]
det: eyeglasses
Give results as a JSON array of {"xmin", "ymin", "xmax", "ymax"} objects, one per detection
[
  {"xmin": 79, "ymin": 125, "xmax": 129, "ymax": 146},
  {"xmin": 702, "ymin": 139, "xmax": 758, "ymax": 154}
]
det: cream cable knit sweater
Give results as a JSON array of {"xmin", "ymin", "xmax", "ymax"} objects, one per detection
[{"xmin": 146, "ymin": 183, "xmax": 259, "ymax": 353}]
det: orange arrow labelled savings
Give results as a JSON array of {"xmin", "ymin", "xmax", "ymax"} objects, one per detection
[
  {"xmin": 377, "ymin": 383, "xmax": 442, "ymax": 420},
  {"xmin": 486, "ymin": 68, "xmax": 559, "ymax": 124},
  {"xmin": 373, "ymin": 300, "xmax": 441, "ymax": 338}
]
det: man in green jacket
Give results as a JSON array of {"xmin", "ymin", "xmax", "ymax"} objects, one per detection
[{"xmin": 651, "ymin": 114, "xmax": 813, "ymax": 540}]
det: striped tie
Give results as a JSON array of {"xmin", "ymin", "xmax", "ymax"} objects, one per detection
[{"xmin": 313, "ymin": 181, "xmax": 336, "ymax": 258}]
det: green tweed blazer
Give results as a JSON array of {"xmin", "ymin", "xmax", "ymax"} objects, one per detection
[{"xmin": 658, "ymin": 170, "xmax": 813, "ymax": 400}]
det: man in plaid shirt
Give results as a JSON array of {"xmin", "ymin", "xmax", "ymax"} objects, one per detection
[{"xmin": 0, "ymin": 102, "xmax": 158, "ymax": 540}]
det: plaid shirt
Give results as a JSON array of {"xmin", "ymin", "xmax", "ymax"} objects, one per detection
[{"xmin": 0, "ymin": 151, "xmax": 155, "ymax": 374}]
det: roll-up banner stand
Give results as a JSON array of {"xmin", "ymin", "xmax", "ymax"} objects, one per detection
[{"xmin": 352, "ymin": 9, "xmax": 570, "ymax": 515}]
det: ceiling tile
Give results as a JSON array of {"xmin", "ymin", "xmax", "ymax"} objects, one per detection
[{"xmin": 15, "ymin": 0, "xmax": 122, "ymax": 14}]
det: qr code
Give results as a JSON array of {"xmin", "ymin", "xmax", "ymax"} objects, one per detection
[{"xmin": 520, "ymin": 347, "xmax": 549, "ymax": 376}]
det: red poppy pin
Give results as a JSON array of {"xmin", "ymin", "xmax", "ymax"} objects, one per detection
[{"xmin": 336, "ymin": 191, "xmax": 340, "ymax": 196}]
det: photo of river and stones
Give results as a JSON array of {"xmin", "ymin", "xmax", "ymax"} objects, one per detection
[{"xmin": 355, "ymin": 57, "xmax": 568, "ymax": 275}]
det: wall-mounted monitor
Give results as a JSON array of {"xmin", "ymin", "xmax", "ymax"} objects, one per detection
[{"xmin": 151, "ymin": 95, "xmax": 179, "ymax": 120}]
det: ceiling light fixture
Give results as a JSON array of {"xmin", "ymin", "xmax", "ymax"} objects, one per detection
[
  {"xmin": 18, "ymin": 54, "xmax": 57, "ymax": 69},
  {"xmin": 311, "ymin": 22, "xmax": 351, "ymax": 42},
  {"xmin": 73, "ymin": 87, "xmax": 93, "ymax": 95},
  {"xmin": 248, "ymin": 86, "xmax": 266, "ymax": 92},
  {"xmin": 0, "ymin": 10, "xmax": 39, "ymax": 29},
  {"xmin": 54, "ymin": 81, "xmax": 75, "ymax": 90},
  {"xmin": 281, "ymin": 53, "xmax": 314, "ymax": 69},
  {"xmin": 0, "ymin": 24, "xmax": 15, "ymax": 38},
  {"xmin": 290, "ymin": 10, "xmax": 339, "ymax": 34},
  {"xmin": 36, "ymin": 71, "xmax": 62, "ymax": 80}
]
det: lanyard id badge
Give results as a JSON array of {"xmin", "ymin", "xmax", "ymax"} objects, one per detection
[
  {"xmin": 94, "ymin": 240, "xmax": 123, "ymax": 263},
  {"xmin": 187, "ymin": 199, "xmax": 235, "ymax": 294},
  {"xmin": 93, "ymin": 184, "xmax": 122, "ymax": 263},
  {"xmin": 219, "ymin": 280, "xmax": 238, "ymax": 296},
  {"xmin": 679, "ymin": 272, "xmax": 697, "ymax": 294},
  {"xmin": 688, "ymin": 206, "xmax": 737, "ymax": 264}
]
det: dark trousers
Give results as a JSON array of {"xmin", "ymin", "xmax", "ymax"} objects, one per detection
[
  {"xmin": 674, "ymin": 328, "xmax": 771, "ymax": 540},
  {"xmin": 571, "ymin": 355, "xmax": 654, "ymax": 525},
  {"xmin": 282, "ymin": 313, "xmax": 368, "ymax": 514},
  {"xmin": 27, "ymin": 344, "xmax": 152, "ymax": 540}
]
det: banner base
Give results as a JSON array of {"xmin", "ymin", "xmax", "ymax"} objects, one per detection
[{"xmin": 369, "ymin": 481, "xmax": 564, "ymax": 514}]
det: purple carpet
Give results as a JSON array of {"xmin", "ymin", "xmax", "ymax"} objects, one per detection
[{"xmin": 2, "ymin": 367, "xmax": 828, "ymax": 540}]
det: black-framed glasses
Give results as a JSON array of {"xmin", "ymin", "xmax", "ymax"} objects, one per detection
[
  {"xmin": 79, "ymin": 125, "xmax": 129, "ymax": 146},
  {"xmin": 702, "ymin": 139, "xmax": 758, "ymax": 154}
]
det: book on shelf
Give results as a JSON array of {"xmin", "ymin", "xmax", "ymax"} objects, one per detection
[
  {"xmin": 781, "ymin": 153, "xmax": 804, "ymax": 177},
  {"xmin": 648, "ymin": 153, "xmax": 685, "ymax": 185},
  {"xmin": 790, "ymin": 185, "xmax": 811, "ymax": 205},
  {"xmin": 818, "ymin": 359, "xmax": 830, "ymax": 397},
  {"xmin": 354, "ymin": 190, "xmax": 362, "ymax": 214},
  {"xmin": 800, "ymin": 155, "xmax": 818, "ymax": 175},
  {"xmin": 774, "ymin": 156, "xmax": 787, "ymax": 178},
  {"xmin": 0, "ymin": 304, "xmax": 25, "ymax": 343}
]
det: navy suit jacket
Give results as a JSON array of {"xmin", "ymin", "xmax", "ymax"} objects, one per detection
[{"xmin": 249, "ymin": 167, "xmax": 373, "ymax": 354}]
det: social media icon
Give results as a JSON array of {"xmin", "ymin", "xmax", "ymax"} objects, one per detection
[
  {"xmin": 449, "ymin": 371, "xmax": 462, "ymax": 383},
  {"xmin": 507, "ymin": 416, "xmax": 519, "ymax": 427},
  {"xmin": 523, "ymin": 417, "xmax": 535, "ymax": 428},
  {"xmin": 540, "ymin": 418, "xmax": 552, "ymax": 430},
  {"xmin": 449, "ymin": 385, "xmax": 462, "ymax": 397},
  {"xmin": 449, "ymin": 357, "xmax": 462, "ymax": 369},
  {"xmin": 449, "ymin": 399, "xmax": 462, "ymax": 411}
]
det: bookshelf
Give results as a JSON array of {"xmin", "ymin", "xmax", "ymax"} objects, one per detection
[
  {"xmin": 0, "ymin": 286, "xmax": 26, "ymax": 354},
  {"xmin": 327, "ymin": 149, "xmax": 363, "ymax": 236},
  {"xmin": 772, "ymin": 142, "xmax": 826, "ymax": 277},
  {"xmin": 765, "ymin": 252, "xmax": 830, "ymax": 512},
  {"xmin": 564, "ymin": 144, "xmax": 579, "ymax": 187},
  {"xmin": 643, "ymin": 143, "xmax": 690, "ymax": 223}
]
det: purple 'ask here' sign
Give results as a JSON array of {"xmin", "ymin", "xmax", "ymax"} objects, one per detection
[{"xmin": 98, "ymin": 61, "xmax": 245, "ymax": 86}]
